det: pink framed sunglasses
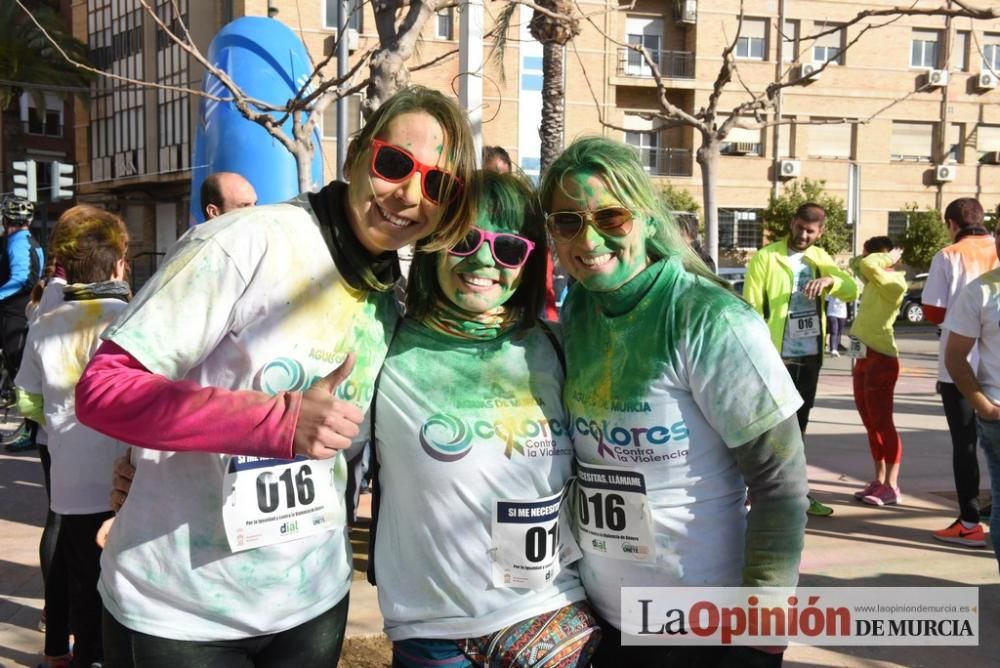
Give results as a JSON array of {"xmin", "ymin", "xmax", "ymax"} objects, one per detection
[{"xmin": 448, "ymin": 227, "xmax": 536, "ymax": 268}]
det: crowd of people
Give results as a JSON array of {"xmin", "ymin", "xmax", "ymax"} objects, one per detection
[{"xmin": 0, "ymin": 84, "xmax": 995, "ymax": 668}]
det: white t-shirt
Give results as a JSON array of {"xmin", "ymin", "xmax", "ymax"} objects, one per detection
[
  {"xmin": 97, "ymin": 195, "xmax": 398, "ymax": 641},
  {"xmin": 923, "ymin": 235, "xmax": 999, "ymax": 382},
  {"xmin": 26, "ymin": 277, "xmax": 67, "ymax": 447},
  {"xmin": 826, "ymin": 295, "xmax": 848, "ymax": 319},
  {"xmin": 374, "ymin": 320, "xmax": 585, "ymax": 640},
  {"xmin": 562, "ymin": 261, "xmax": 802, "ymax": 626},
  {"xmin": 943, "ymin": 267, "xmax": 1000, "ymax": 404},
  {"xmin": 16, "ymin": 292, "xmax": 129, "ymax": 514},
  {"xmin": 781, "ymin": 252, "xmax": 820, "ymax": 357}
]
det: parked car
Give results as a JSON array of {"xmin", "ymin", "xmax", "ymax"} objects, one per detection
[
  {"xmin": 718, "ymin": 267, "xmax": 747, "ymax": 295},
  {"xmin": 899, "ymin": 273, "xmax": 928, "ymax": 322}
]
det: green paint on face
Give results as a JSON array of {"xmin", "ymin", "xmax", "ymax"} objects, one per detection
[
  {"xmin": 436, "ymin": 143, "xmax": 443, "ymax": 155},
  {"xmin": 550, "ymin": 172, "xmax": 650, "ymax": 293}
]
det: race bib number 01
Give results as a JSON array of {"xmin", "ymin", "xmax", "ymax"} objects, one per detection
[
  {"xmin": 789, "ymin": 311, "xmax": 820, "ymax": 339},
  {"xmin": 848, "ymin": 336, "xmax": 867, "ymax": 359},
  {"xmin": 575, "ymin": 461, "xmax": 655, "ymax": 562},
  {"xmin": 222, "ymin": 455, "xmax": 343, "ymax": 553},
  {"xmin": 490, "ymin": 485, "xmax": 582, "ymax": 590}
]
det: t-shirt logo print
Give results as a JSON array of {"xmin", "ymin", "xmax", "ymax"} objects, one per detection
[{"xmin": 419, "ymin": 413, "xmax": 474, "ymax": 461}]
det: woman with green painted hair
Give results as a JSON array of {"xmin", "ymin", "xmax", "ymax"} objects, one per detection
[
  {"xmin": 369, "ymin": 170, "xmax": 600, "ymax": 667},
  {"xmin": 540, "ymin": 137, "xmax": 809, "ymax": 666}
]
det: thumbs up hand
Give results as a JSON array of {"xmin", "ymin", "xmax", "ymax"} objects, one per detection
[{"xmin": 292, "ymin": 354, "xmax": 364, "ymax": 459}]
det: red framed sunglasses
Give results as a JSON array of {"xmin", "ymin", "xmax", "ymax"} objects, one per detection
[
  {"xmin": 370, "ymin": 139, "xmax": 462, "ymax": 205},
  {"xmin": 448, "ymin": 227, "xmax": 536, "ymax": 268}
]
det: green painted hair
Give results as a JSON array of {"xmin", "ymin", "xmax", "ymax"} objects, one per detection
[
  {"xmin": 538, "ymin": 136, "xmax": 725, "ymax": 287},
  {"xmin": 343, "ymin": 86, "xmax": 479, "ymax": 252},
  {"xmin": 407, "ymin": 170, "xmax": 547, "ymax": 332}
]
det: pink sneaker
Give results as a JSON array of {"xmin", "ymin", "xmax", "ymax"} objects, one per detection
[
  {"xmin": 854, "ymin": 480, "xmax": 880, "ymax": 499},
  {"xmin": 862, "ymin": 483, "xmax": 901, "ymax": 506}
]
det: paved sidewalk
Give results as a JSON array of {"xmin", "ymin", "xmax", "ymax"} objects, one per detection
[{"xmin": 1, "ymin": 325, "xmax": 997, "ymax": 667}]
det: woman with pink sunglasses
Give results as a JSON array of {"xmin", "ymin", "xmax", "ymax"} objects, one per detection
[
  {"xmin": 368, "ymin": 170, "xmax": 600, "ymax": 667},
  {"xmin": 72, "ymin": 87, "xmax": 477, "ymax": 667}
]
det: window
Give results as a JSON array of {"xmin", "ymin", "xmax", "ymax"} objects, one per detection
[
  {"xmin": 813, "ymin": 22, "xmax": 844, "ymax": 65},
  {"xmin": 20, "ymin": 92, "xmax": 63, "ymax": 136},
  {"xmin": 325, "ymin": 0, "xmax": 362, "ymax": 31},
  {"xmin": 719, "ymin": 209, "xmax": 763, "ymax": 250},
  {"xmin": 911, "ymin": 29, "xmax": 940, "ymax": 68},
  {"xmin": 887, "ymin": 212, "xmax": 910, "ymax": 242},
  {"xmin": 947, "ymin": 123, "xmax": 964, "ymax": 162},
  {"xmin": 890, "ymin": 121, "xmax": 934, "ymax": 161},
  {"xmin": 984, "ymin": 33, "xmax": 1000, "ymax": 74},
  {"xmin": 975, "ymin": 124, "xmax": 1000, "ymax": 160},
  {"xmin": 625, "ymin": 16, "xmax": 663, "ymax": 76},
  {"xmin": 626, "ymin": 130, "xmax": 659, "ymax": 174},
  {"xmin": 721, "ymin": 122, "xmax": 762, "ymax": 156},
  {"xmin": 954, "ymin": 31, "xmax": 970, "ymax": 71},
  {"xmin": 736, "ymin": 18, "xmax": 768, "ymax": 60},
  {"xmin": 436, "ymin": 8, "xmax": 453, "ymax": 40},
  {"xmin": 781, "ymin": 20, "xmax": 799, "ymax": 63},
  {"xmin": 321, "ymin": 94, "xmax": 363, "ymax": 139},
  {"xmin": 808, "ymin": 120, "xmax": 852, "ymax": 159}
]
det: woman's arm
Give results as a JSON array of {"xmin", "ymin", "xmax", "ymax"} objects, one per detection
[{"xmin": 731, "ymin": 416, "xmax": 809, "ymax": 588}]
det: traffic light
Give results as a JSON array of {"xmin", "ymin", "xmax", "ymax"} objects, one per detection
[
  {"xmin": 12, "ymin": 160, "xmax": 37, "ymax": 202},
  {"xmin": 50, "ymin": 160, "xmax": 74, "ymax": 201}
]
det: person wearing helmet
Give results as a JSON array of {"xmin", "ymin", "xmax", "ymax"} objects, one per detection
[{"xmin": 1, "ymin": 195, "xmax": 44, "ymax": 452}]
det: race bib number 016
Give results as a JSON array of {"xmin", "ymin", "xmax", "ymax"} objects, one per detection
[
  {"xmin": 575, "ymin": 461, "xmax": 655, "ymax": 562},
  {"xmin": 490, "ymin": 486, "xmax": 581, "ymax": 590},
  {"xmin": 222, "ymin": 455, "xmax": 343, "ymax": 553},
  {"xmin": 789, "ymin": 311, "xmax": 820, "ymax": 339}
]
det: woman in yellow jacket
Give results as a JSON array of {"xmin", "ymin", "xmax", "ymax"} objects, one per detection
[{"xmin": 850, "ymin": 236, "xmax": 908, "ymax": 506}]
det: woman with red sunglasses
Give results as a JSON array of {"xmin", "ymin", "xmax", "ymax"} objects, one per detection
[
  {"xmin": 368, "ymin": 170, "xmax": 600, "ymax": 667},
  {"xmin": 539, "ymin": 137, "xmax": 809, "ymax": 667},
  {"xmin": 70, "ymin": 87, "xmax": 477, "ymax": 668}
]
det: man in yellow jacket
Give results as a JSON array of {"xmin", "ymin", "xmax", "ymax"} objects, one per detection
[{"xmin": 745, "ymin": 202, "xmax": 858, "ymax": 516}]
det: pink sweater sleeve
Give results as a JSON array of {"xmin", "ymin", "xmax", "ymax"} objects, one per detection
[{"xmin": 75, "ymin": 340, "xmax": 301, "ymax": 459}]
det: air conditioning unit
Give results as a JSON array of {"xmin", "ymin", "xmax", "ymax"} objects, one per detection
[
  {"xmin": 796, "ymin": 62, "xmax": 820, "ymax": 82},
  {"xmin": 978, "ymin": 71, "xmax": 998, "ymax": 90},
  {"xmin": 674, "ymin": 0, "xmax": 697, "ymax": 25},
  {"xmin": 980, "ymin": 151, "xmax": 1000, "ymax": 165},
  {"xmin": 924, "ymin": 69, "xmax": 950, "ymax": 87},
  {"xmin": 935, "ymin": 164, "xmax": 956, "ymax": 182},
  {"xmin": 347, "ymin": 28, "xmax": 359, "ymax": 52},
  {"xmin": 779, "ymin": 159, "xmax": 801, "ymax": 178}
]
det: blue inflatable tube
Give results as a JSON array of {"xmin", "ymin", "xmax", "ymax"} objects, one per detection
[{"xmin": 190, "ymin": 17, "xmax": 324, "ymax": 223}]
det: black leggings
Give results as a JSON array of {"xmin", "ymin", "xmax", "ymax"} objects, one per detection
[
  {"xmin": 102, "ymin": 594, "xmax": 350, "ymax": 668},
  {"xmin": 38, "ymin": 444, "xmax": 72, "ymax": 657},
  {"xmin": 62, "ymin": 511, "xmax": 115, "ymax": 667},
  {"xmin": 939, "ymin": 381, "xmax": 982, "ymax": 523}
]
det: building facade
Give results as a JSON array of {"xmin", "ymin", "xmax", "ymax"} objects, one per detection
[{"xmin": 69, "ymin": 0, "xmax": 1000, "ymax": 271}]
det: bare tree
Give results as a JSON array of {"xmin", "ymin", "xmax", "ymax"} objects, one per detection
[{"xmin": 17, "ymin": 0, "xmax": 453, "ymax": 192}]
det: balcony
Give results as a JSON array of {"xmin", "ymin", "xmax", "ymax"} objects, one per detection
[
  {"xmin": 618, "ymin": 48, "xmax": 695, "ymax": 80},
  {"xmin": 630, "ymin": 146, "xmax": 694, "ymax": 177}
]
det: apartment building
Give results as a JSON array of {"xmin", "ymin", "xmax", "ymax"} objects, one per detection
[
  {"xmin": 69, "ymin": 0, "xmax": 1000, "ymax": 267},
  {"xmin": 1, "ymin": 0, "xmax": 77, "ymax": 239}
]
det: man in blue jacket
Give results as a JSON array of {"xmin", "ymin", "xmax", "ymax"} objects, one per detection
[{"xmin": 1, "ymin": 196, "xmax": 44, "ymax": 451}]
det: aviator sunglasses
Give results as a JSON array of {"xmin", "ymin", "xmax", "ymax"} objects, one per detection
[
  {"xmin": 544, "ymin": 206, "xmax": 635, "ymax": 243},
  {"xmin": 448, "ymin": 227, "xmax": 536, "ymax": 268},
  {"xmin": 370, "ymin": 139, "xmax": 462, "ymax": 205}
]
